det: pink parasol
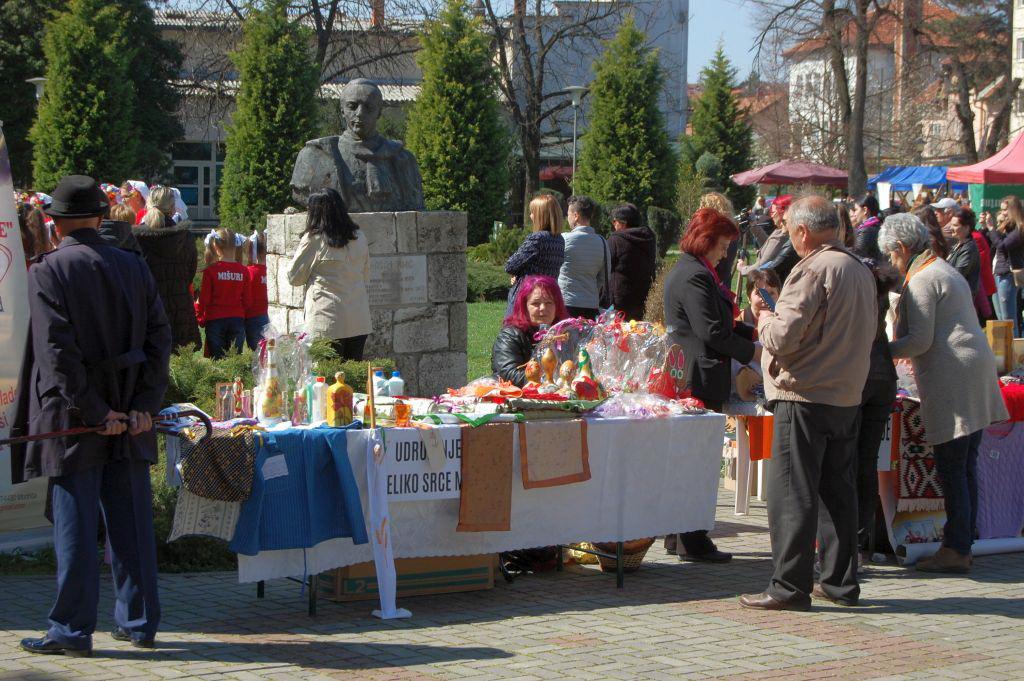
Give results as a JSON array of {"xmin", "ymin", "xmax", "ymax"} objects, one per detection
[{"xmin": 732, "ymin": 160, "xmax": 848, "ymax": 188}]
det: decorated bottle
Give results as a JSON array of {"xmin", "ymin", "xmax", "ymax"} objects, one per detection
[
  {"xmin": 292, "ymin": 390, "xmax": 308, "ymax": 426},
  {"xmin": 311, "ymin": 376, "xmax": 327, "ymax": 422},
  {"xmin": 258, "ymin": 338, "xmax": 285, "ymax": 423},
  {"xmin": 326, "ymin": 372, "xmax": 354, "ymax": 426},
  {"xmin": 232, "ymin": 376, "xmax": 244, "ymax": 418}
]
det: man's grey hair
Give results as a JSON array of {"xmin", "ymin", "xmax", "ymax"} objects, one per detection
[
  {"xmin": 788, "ymin": 195, "xmax": 838, "ymax": 233},
  {"xmin": 878, "ymin": 213, "xmax": 929, "ymax": 256}
]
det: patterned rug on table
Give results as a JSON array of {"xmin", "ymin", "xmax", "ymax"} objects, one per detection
[{"xmin": 898, "ymin": 398, "xmax": 945, "ymax": 512}]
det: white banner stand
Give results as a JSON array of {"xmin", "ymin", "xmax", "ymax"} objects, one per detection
[{"xmin": 0, "ymin": 127, "xmax": 30, "ymax": 494}]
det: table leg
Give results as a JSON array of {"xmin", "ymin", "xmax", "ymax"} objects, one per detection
[
  {"xmin": 308, "ymin": 574, "xmax": 318, "ymax": 617},
  {"xmin": 256, "ymin": 581, "xmax": 264, "ymax": 599},
  {"xmin": 735, "ymin": 417, "xmax": 751, "ymax": 515},
  {"xmin": 616, "ymin": 542, "xmax": 624, "ymax": 589},
  {"xmin": 756, "ymin": 458, "xmax": 769, "ymax": 502}
]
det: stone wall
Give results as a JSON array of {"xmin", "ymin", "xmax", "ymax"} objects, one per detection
[{"xmin": 265, "ymin": 211, "xmax": 468, "ymax": 398}]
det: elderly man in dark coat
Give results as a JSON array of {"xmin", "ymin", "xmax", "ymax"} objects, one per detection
[{"xmin": 14, "ymin": 175, "xmax": 172, "ymax": 657}]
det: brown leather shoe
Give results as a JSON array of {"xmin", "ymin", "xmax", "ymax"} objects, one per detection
[
  {"xmin": 811, "ymin": 583, "xmax": 859, "ymax": 607},
  {"xmin": 738, "ymin": 591, "xmax": 811, "ymax": 611},
  {"xmin": 917, "ymin": 546, "xmax": 971, "ymax": 574}
]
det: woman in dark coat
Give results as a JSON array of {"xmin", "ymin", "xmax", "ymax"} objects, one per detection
[
  {"xmin": 491, "ymin": 275, "xmax": 568, "ymax": 386},
  {"xmin": 945, "ymin": 206, "xmax": 981, "ymax": 297},
  {"xmin": 607, "ymin": 203, "xmax": 657, "ymax": 321},
  {"xmin": 504, "ymin": 194, "xmax": 564, "ymax": 315},
  {"xmin": 851, "ymin": 194, "xmax": 883, "ymax": 260},
  {"xmin": 663, "ymin": 207, "xmax": 758, "ymax": 563},
  {"xmin": 135, "ymin": 195, "xmax": 201, "ymax": 351}
]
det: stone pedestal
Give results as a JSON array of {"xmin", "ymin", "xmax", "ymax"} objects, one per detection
[{"xmin": 265, "ymin": 211, "xmax": 468, "ymax": 398}]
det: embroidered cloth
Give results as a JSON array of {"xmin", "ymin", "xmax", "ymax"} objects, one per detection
[
  {"xmin": 169, "ymin": 488, "xmax": 240, "ymax": 542},
  {"xmin": 519, "ymin": 419, "xmax": 591, "ymax": 489},
  {"xmin": 898, "ymin": 398, "xmax": 945, "ymax": 512},
  {"xmin": 457, "ymin": 422, "xmax": 515, "ymax": 532}
]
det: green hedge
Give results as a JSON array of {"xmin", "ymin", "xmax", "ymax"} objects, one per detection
[
  {"xmin": 647, "ymin": 206, "xmax": 682, "ymax": 259},
  {"xmin": 468, "ymin": 259, "xmax": 510, "ymax": 301},
  {"xmin": 466, "ymin": 225, "xmax": 530, "ymax": 266}
]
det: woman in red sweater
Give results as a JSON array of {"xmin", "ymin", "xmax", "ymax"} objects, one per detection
[
  {"xmin": 244, "ymin": 231, "xmax": 269, "ymax": 350},
  {"xmin": 197, "ymin": 228, "xmax": 251, "ymax": 358}
]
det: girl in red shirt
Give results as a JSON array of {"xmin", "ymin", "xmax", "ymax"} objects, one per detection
[
  {"xmin": 197, "ymin": 228, "xmax": 251, "ymax": 358},
  {"xmin": 244, "ymin": 231, "xmax": 270, "ymax": 350}
]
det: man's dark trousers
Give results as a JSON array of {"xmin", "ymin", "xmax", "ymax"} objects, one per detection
[
  {"xmin": 767, "ymin": 400, "xmax": 860, "ymax": 604},
  {"xmin": 48, "ymin": 458, "xmax": 160, "ymax": 647}
]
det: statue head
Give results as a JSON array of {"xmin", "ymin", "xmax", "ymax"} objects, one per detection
[{"xmin": 340, "ymin": 79, "xmax": 384, "ymax": 141}]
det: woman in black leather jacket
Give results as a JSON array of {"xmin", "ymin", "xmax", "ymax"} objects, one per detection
[{"xmin": 490, "ymin": 275, "xmax": 568, "ymax": 386}]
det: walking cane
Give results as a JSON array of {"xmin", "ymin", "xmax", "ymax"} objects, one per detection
[{"xmin": 0, "ymin": 409, "xmax": 213, "ymax": 447}]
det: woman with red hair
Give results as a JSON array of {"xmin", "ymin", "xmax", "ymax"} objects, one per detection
[
  {"xmin": 491, "ymin": 275, "xmax": 569, "ymax": 386},
  {"xmin": 663, "ymin": 207, "xmax": 759, "ymax": 563}
]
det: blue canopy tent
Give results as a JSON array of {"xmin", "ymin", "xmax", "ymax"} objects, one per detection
[{"xmin": 867, "ymin": 165, "xmax": 967, "ymax": 193}]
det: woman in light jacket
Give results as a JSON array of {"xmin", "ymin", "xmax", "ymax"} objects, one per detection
[
  {"xmin": 879, "ymin": 213, "xmax": 1007, "ymax": 574},
  {"xmin": 288, "ymin": 188, "xmax": 372, "ymax": 360}
]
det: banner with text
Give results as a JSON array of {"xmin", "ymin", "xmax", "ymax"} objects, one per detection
[
  {"xmin": 0, "ymin": 126, "xmax": 29, "ymax": 496},
  {"xmin": 384, "ymin": 426, "xmax": 462, "ymax": 502}
]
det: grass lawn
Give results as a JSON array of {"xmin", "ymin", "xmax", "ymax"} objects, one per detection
[{"xmin": 467, "ymin": 301, "xmax": 506, "ymax": 381}]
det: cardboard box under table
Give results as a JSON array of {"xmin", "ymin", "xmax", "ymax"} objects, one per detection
[
  {"xmin": 320, "ymin": 555, "xmax": 495, "ymax": 602},
  {"xmin": 240, "ymin": 414, "xmax": 726, "ymax": 609}
]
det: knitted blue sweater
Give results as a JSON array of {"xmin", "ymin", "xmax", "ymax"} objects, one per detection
[{"xmin": 231, "ymin": 424, "xmax": 368, "ymax": 556}]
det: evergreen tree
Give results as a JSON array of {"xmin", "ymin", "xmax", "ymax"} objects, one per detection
[
  {"xmin": 575, "ymin": 16, "xmax": 678, "ymax": 213},
  {"xmin": 120, "ymin": 0, "xmax": 183, "ymax": 179},
  {"xmin": 406, "ymin": 0, "xmax": 510, "ymax": 245},
  {"xmin": 30, "ymin": 0, "xmax": 137, "ymax": 189},
  {"xmin": 218, "ymin": 0, "xmax": 319, "ymax": 233},
  {"xmin": 0, "ymin": 0, "xmax": 65, "ymax": 186},
  {"xmin": 685, "ymin": 45, "xmax": 753, "ymax": 206}
]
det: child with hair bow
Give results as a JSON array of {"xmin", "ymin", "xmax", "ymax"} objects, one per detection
[
  {"xmin": 196, "ymin": 228, "xmax": 251, "ymax": 358},
  {"xmin": 243, "ymin": 231, "xmax": 269, "ymax": 350}
]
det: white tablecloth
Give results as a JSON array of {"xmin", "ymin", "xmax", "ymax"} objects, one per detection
[{"xmin": 237, "ymin": 413, "xmax": 726, "ymax": 583}]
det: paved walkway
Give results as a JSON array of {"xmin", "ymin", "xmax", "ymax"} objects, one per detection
[{"xmin": 1, "ymin": 488, "xmax": 1022, "ymax": 681}]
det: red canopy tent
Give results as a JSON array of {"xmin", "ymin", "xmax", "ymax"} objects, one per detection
[
  {"xmin": 947, "ymin": 133, "xmax": 1024, "ymax": 184},
  {"xmin": 731, "ymin": 160, "xmax": 848, "ymax": 188}
]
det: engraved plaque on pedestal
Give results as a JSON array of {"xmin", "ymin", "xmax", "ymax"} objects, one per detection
[{"xmin": 369, "ymin": 255, "xmax": 428, "ymax": 307}]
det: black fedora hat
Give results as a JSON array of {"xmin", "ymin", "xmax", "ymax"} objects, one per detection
[{"xmin": 45, "ymin": 175, "xmax": 108, "ymax": 218}]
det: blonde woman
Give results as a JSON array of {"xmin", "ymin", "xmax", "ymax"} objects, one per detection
[
  {"xmin": 135, "ymin": 185, "xmax": 201, "ymax": 350},
  {"xmin": 504, "ymin": 193, "xmax": 565, "ymax": 314},
  {"xmin": 699, "ymin": 192, "xmax": 743, "ymax": 284}
]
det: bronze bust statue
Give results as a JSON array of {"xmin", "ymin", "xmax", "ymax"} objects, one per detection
[{"xmin": 290, "ymin": 79, "xmax": 425, "ymax": 212}]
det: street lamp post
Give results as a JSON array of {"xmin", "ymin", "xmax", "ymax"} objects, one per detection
[
  {"xmin": 563, "ymin": 85, "xmax": 588, "ymax": 185},
  {"xmin": 27, "ymin": 77, "xmax": 46, "ymax": 101}
]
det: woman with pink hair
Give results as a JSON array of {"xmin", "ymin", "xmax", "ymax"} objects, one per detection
[{"xmin": 490, "ymin": 275, "xmax": 568, "ymax": 386}]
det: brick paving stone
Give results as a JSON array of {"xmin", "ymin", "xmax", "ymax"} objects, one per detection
[{"xmin": 1, "ymin": 486, "xmax": 1022, "ymax": 680}]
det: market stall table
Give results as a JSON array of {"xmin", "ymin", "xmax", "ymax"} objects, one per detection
[{"xmin": 236, "ymin": 413, "xmax": 726, "ymax": 612}]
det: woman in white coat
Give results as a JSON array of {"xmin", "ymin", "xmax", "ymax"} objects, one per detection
[{"xmin": 288, "ymin": 188, "xmax": 372, "ymax": 359}]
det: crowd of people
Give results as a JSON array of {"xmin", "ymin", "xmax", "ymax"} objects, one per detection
[
  {"xmin": 490, "ymin": 187, "xmax": 1009, "ymax": 611},
  {"xmin": 8, "ymin": 170, "xmax": 1013, "ymax": 654}
]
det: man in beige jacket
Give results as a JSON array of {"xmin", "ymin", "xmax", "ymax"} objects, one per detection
[{"xmin": 740, "ymin": 196, "xmax": 877, "ymax": 611}]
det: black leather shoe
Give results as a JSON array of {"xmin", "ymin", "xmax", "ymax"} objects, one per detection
[
  {"xmin": 738, "ymin": 591, "xmax": 812, "ymax": 611},
  {"xmin": 679, "ymin": 549, "xmax": 733, "ymax": 563},
  {"xmin": 20, "ymin": 636, "xmax": 92, "ymax": 657},
  {"xmin": 111, "ymin": 627, "xmax": 155, "ymax": 648},
  {"xmin": 812, "ymin": 583, "xmax": 859, "ymax": 607}
]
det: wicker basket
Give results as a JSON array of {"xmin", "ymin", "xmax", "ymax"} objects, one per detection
[{"xmin": 592, "ymin": 538, "xmax": 655, "ymax": 574}]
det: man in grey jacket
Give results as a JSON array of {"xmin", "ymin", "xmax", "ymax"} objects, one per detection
[
  {"xmin": 558, "ymin": 195, "xmax": 609, "ymax": 319},
  {"xmin": 740, "ymin": 196, "xmax": 877, "ymax": 612}
]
